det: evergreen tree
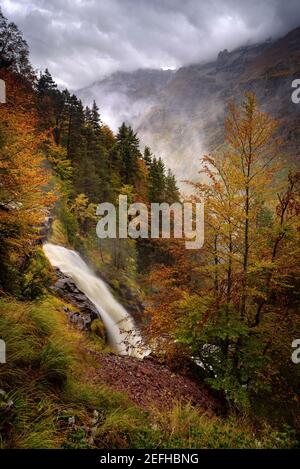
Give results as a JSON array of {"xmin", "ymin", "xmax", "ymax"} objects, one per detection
[
  {"xmin": 84, "ymin": 105, "xmax": 92, "ymax": 124},
  {"xmin": 165, "ymin": 168, "xmax": 180, "ymax": 203},
  {"xmin": 37, "ymin": 68, "xmax": 57, "ymax": 93},
  {"xmin": 91, "ymin": 100, "xmax": 101, "ymax": 133},
  {"xmin": 148, "ymin": 157, "xmax": 166, "ymax": 202},
  {"xmin": 116, "ymin": 123, "xmax": 141, "ymax": 186},
  {"xmin": 37, "ymin": 69, "xmax": 65, "ymax": 137},
  {"xmin": 143, "ymin": 146, "xmax": 152, "ymax": 168}
]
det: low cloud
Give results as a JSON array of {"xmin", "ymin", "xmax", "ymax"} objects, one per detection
[{"xmin": 1, "ymin": 0, "xmax": 300, "ymax": 89}]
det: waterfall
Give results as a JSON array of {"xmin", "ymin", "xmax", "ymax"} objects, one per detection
[{"xmin": 43, "ymin": 243, "xmax": 148, "ymax": 359}]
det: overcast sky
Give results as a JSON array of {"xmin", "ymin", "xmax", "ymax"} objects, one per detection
[{"xmin": 2, "ymin": 0, "xmax": 300, "ymax": 89}]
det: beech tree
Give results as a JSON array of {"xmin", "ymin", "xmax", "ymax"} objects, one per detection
[{"xmin": 146, "ymin": 93, "xmax": 300, "ymax": 411}]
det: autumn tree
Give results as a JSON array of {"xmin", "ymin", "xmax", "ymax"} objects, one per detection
[
  {"xmin": 71, "ymin": 193, "xmax": 97, "ymax": 236},
  {"xmin": 147, "ymin": 93, "xmax": 300, "ymax": 412},
  {"xmin": 0, "ymin": 71, "xmax": 55, "ymax": 292}
]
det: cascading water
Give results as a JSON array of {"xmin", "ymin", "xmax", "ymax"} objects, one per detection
[{"xmin": 43, "ymin": 243, "xmax": 148, "ymax": 359}]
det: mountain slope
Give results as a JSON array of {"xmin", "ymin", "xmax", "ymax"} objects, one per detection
[
  {"xmin": 77, "ymin": 68, "xmax": 174, "ymax": 131},
  {"xmin": 137, "ymin": 27, "xmax": 300, "ymax": 185},
  {"xmin": 78, "ymin": 26, "xmax": 300, "ymax": 187}
]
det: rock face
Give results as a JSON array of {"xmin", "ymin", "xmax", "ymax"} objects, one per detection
[
  {"xmin": 51, "ymin": 269, "xmax": 102, "ymax": 332},
  {"xmin": 78, "ymin": 26, "xmax": 300, "ymax": 187}
]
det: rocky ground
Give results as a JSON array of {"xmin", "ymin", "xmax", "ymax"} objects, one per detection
[{"xmin": 87, "ymin": 350, "xmax": 220, "ymax": 414}]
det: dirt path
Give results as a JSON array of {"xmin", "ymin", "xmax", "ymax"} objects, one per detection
[{"xmin": 87, "ymin": 351, "xmax": 219, "ymax": 413}]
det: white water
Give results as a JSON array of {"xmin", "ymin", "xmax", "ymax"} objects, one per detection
[{"xmin": 43, "ymin": 243, "xmax": 147, "ymax": 358}]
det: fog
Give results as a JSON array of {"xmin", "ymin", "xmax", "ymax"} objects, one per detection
[{"xmin": 1, "ymin": 0, "xmax": 300, "ymax": 88}]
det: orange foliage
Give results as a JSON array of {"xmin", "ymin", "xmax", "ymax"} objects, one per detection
[{"xmin": 0, "ymin": 71, "xmax": 56, "ymax": 251}]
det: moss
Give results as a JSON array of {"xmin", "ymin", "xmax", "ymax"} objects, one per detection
[
  {"xmin": 90, "ymin": 318, "xmax": 106, "ymax": 341},
  {"xmin": 20, "ymin": 248, "xmax": 54, "ymax": 300}
]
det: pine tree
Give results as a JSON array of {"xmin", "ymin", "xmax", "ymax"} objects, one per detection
[
  {"xmin": 37, "ymin": 68, "xmax": 57, "ymax": 93},
  {"xmin": 143, "ymin": 146, "xmax": 152, "ymax": 168},
  {"xmin": 37, "ymin": 69, "xmax": 65, "ymax": 137},
  {"xmin": 148, "ymin": 157, "xmax": 166, "ymax": 202},
  {"xmin": 165, "ymin": 168, "xmax": 180, "ymax": 203},
  {"xmin": 91, "ymin": 100, "xmax": 101, "ymax": 134},
  {"xmin": 116, "ymin": 123, "xmax": 141, "ymax": 186}
]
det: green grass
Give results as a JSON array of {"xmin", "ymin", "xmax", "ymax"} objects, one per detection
[{"xmin": 0, "ymin": 295, "xmax": 297, "ymax": 449}]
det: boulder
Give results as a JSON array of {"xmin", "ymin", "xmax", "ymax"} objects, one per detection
[{"xmin": 51, "ymin": 270, "xmax": 100, "ymax": 330}]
